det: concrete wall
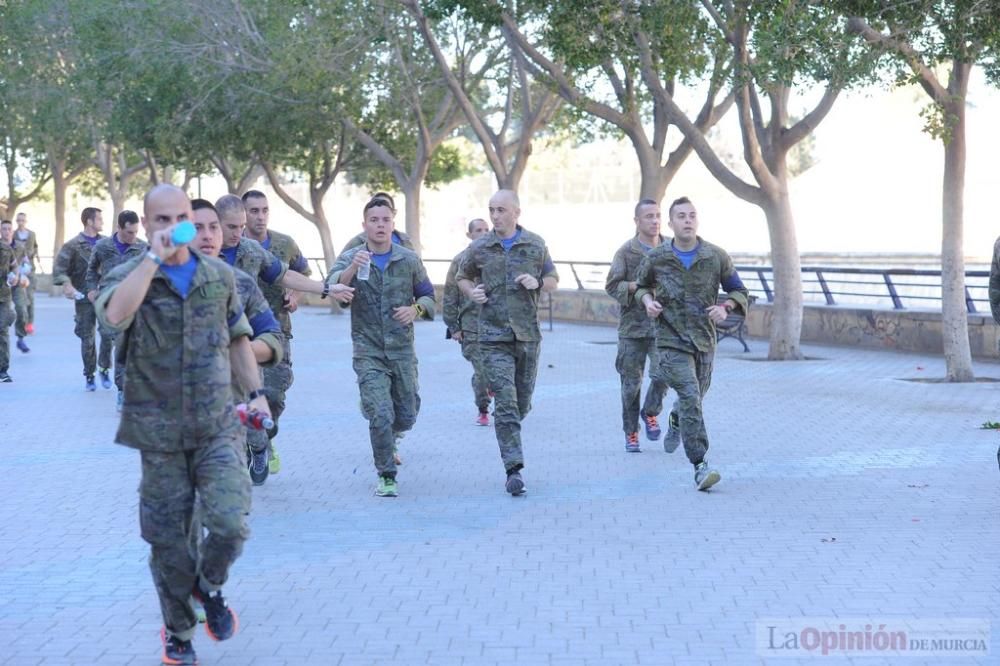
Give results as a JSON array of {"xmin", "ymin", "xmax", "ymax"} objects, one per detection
[{"xmin": 536, "ymin": 288, "xmax": 1000, "ymax": 358}]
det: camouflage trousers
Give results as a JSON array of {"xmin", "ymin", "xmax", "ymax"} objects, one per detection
[
  {"xmin": 651, "ymin": 347, "xmax": 714, "ymax": 465},
  {"xmin": 615, "ymin": 336, "xmax": 670, "ymax": 434},
  {"xmin": 139, "ymin": 427, "xmax": 251, "ymax": 642},
  {"xmin": 480, "ymin": 340, "xmax": 540, "ymax": 474},
  {"xmin": 0, "ymin": 300, "xmax": 12, "ymax": 372},
  {"xmin": 74, "ymin": 300, "xmax": 112, "ymax": 377},
  {"xmin": 460, "ymin": 334, "xmax": 491, "ymax": 413},
  {"xmin": 262, "ymin": 338, "xmax": 293, "ymax": 440},
  {"xmin": 353, "ymin": 355, "xmax": 420, "ymax": 478},
  {"xmin": 12, "ymin": 285, "xmax": 28, "ymax": 338},
  {"xmin": 26, "ymin": 273, "xmax": 35, "ymax": 324}
]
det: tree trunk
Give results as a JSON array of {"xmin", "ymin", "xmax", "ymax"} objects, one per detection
[
  {"xmin": 111, "ymin": 191, "xmax": 126, "ymax": 224},
  {"xmin": 763, "ymin": 190, "xmax": 805, "ymax": 360},
  {"xmin": 51, "ymin": 158, "xmax": 68, "ymax": 258},
  {"xmin": 940, "ymin": 66, "xmax": 973, "ymax": 381},
  {"xmin": 311, "ymin": 193, "xmax": 337, "ymax": 272},
  {"xmin": 401, "ymin": 180, "xmax": 422, "ymax": 254}
]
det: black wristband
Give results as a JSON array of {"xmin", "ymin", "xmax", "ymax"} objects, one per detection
[
  {"xmin": 321, "ymin": 282, "xmax": 330, "ymax": 299},
  {"xmin": 247, "ymin": 388, "xmax": 265, "ymax": 402}
]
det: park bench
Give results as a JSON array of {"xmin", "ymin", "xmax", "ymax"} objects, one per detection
[{"xmin": 715, "ymin": 294, "xmax": 755, "ymax": 352}]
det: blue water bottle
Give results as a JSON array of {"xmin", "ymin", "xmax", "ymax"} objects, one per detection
[{"xmin": 171, "ymin": 221, "xmax": 197, "ymax": 245}]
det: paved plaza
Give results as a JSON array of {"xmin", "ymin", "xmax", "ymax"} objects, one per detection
[{"xmin": 1, "ymin": 294, "xmax": 999, "ymax": 665}]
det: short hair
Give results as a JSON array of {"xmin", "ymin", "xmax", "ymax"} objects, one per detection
[
  {"xmin": 492, "ymin": 189, "xmax": 520, "ymax": 208},
  {"xmin": 633, "ymin": 198, "xmax": 658, "ymax": 219},
  {"xmin": 215, "ymin": 194, "xmax": 245, "ymax": 219},
  {"xmin": 364, "ymin": 197, "xmax": 395, "ymax": 214},
  {"xmin": 14, "ymin": 212, "xmax": 25, "ymax": 219},
  {"xmin": 81, "ymin": 207, "xmax": 101, "ymax": 225},
  {"xmin": 467, "ymin": 218, "xmax": 487, "ymax": 233},
  {"xmin": 241, "ymin": 189, "xmax": 267, "ymax": 204},
  {"xmin": 668, "ymin": 196, "xmax": 693, "ymax": 217},
  {"xmin": 190, "ymin": 198, "xmax": 217, "ymax": 214},
  {"xmin": 117, "ymin": 210, "xmax": 139, "ymax": 228},
  {"xmin": 370, "ymin": 191, "xmax": 395, "ymax": 209},
  {"xmin": 0, "ymin": 219, "xmax": 11, "ymax": 227}
]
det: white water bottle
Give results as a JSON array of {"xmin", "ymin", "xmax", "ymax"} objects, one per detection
[{"xmin": 357, "ymin": 255, "xmax": 371, "ymax": 281}]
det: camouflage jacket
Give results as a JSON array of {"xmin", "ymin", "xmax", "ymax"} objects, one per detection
[
  {"xmin": 605, "ymin": 235, "xmax": 666, "ymax": 339},
  {"xmin": 0, "ymin": 243, "xmax": 15, "ymax": 302},
  {"xmin": 634, "ymin": 237, "xmax": 749, "ymax": 354},
  {"xmin": 221, "ymin": 237, "xmax": 287, "ymax": 290},
  {"xmin": 328, "ymin": 244, "xmax": 436, "ymax": 360},
  {"xmin": 454, "ymin": 226, "xmax": 558, "ymax": 342},
  {"xmin": 13, "ymin": 229, "xmax": 38, "ymax": 271},
  {"xmin": 53, "ymin": 233, "xmax": 105, "ymax": 292},
  {"xmin": 990, "ymin": 236, "xmax": 1000, "ymax": 325},
  {"xmin": 256, "ymin": 229, "xmax": 310, "ymax": 337},
  {"xmin": 233, "ymin": 266, "xmax": 283, "ymax": 367},
  {"xmin": 95, "ymin": 249, "xmax": 252, "ymax": 452},
  {"xmin": 85, "ymin": 233, "xmax": 148, "ymax": 292},
  {"xmin": 443, "ymin": 245, "xmax": 478, "ymax": 336},
  {"xmin": 343, "ymin": 229, "xmax": 415, "ymax": 253}
]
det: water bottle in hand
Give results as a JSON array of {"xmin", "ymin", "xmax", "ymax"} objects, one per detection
[
  {"xmin": 357, "ymin": 255, "xmax": 371, "ymax": 281},
  {"xmin": 171, "ymin": 220, "xmax": 197, "ymax": 246},
  {"xmin": 237, "ymin": 403, "xmax": 274, "ymax": 431}
]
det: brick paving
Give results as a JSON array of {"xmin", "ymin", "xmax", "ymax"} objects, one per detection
[{"xmin": 1, "ymin": 295, "xmax": 998, "ymax": 665}]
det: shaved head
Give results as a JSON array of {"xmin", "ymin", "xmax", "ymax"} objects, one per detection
[
  {"xmin": 492, "ymin": 189, "xmax": 520, "ymax": 208},
  {"xmin": 143, "ymin": 184, "xmax": 189, "ymax": 217}
]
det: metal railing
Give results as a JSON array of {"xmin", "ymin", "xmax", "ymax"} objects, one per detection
[{"xmin": 419, "ymin": 259, "xmax": 994, "ymax": 314}]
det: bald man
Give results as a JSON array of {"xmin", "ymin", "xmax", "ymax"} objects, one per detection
[
  {"xmin": 96, "ymin": 184, "xmax": 269, "ymax": 665},
  {"xmin": 456, "ymin": 190, "xmax": 558, "ymax": 495}
]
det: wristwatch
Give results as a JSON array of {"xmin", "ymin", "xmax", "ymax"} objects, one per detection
[
  {"xmin": 320, "ymin": 282, "xmax": 330, "ymax": 299},
  {"xmin": 145, "ymin": 250, "xmax": 163, "ymax": 266},
  {"xmin": 413, "ymin": 303, "xmax": 426, "ymax": 318},
  {"xmin": 247, "ymin": 388, "xmax": 265, "ymax": 402},
  {"xmin": 722, "ymin": 302, "xmax": 734, "ymax": 313}
]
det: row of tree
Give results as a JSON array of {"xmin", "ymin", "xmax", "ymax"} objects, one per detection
[{"xmin": 1, "ymin": 1, "xmax": 997, "ymax": 380}]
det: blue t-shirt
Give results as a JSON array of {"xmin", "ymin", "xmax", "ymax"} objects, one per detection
[
  {"xmin": 160, "ymin": 254, "xmax": 199, "ymax": 299},
  {"xmin": 371, "ymin": 250, "xmax": 393, "ymax": 273},
  {"xmin": 220, "ymin": 246, "xmax": 239, "ymax": 266},
  {"xmin": 260, "ymin": 234, "xmax": 271, "ymax": 250},
  {"xmin": 671, "ymin": 242, "xmax": 700, "ymax": 270},
  {"xmin": 113, "ymin": 233, "xmax": 131, "ymax": 255},
  {"xmin": 82, "ymin": 233, "xmax": 99, "ymax": 247},
  {"xmin": 500, "ymin": 229, "xmax": 522, "ymax": 252}
]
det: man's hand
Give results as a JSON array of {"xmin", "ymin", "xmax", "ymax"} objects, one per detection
[
  {"xmin": 352, "ymin": 250, "xmax": 371, "ymax": 269},
  {"xmin": 706, "ymin": 304, "xmax": 729, "ymax": 324},
  {"xmin": 283, "ymin": 289, "xmax": 300, "ymax": 313},
  {"xmin": 149, "ymin": 226, "xmax": 182, "ymax": 262},
  {"xmin": 329, "ymin": 283, "xmax": 355, "ymax": 303},
  {"xmin": 87, "ymin": 289, "xmax": 98, "ymax": 303},
  {"xmin": 61, "ymin": 282, "xmax": 77, "ymax": 299},
  {"xmin": 642, "ymin": 294, "xmax": 663, "ymax": 319},
  {"xmin": 514, "ymin": 273, "xmax": 539, "ymax": 290},
  {"xmin": 452, "ymin": 330, "xmax": 463, "ymax": 343},
  {"xmin": 469, "ymin": 284, "xmax": 488, "ymax": 304},
  {"xmin": 627, "ymin": 281, "xmax": 638, "ymax": 294},
  {"xmin": 392, "ymin": 305, "xmax": 419, "ymax": 325},
  {"xmin": 249, "ymin": 394, "xmax": 271, "ymax": 420}
]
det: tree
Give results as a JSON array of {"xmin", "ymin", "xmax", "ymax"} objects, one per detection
[
  {"xmin": 344, "ymin": 3, "xmax": 471, "ymax": 252},
  {"xmin": 470, "ymin": 0, "xmax": 735, "ymax": 203},
  {"xmin": 403, "ymin": 0, "xmax": 561, "ymax": 191},
  {"xmin": 601, "ymin": 1, "xmax": 870, "ymax": 359},
  {"xmin": 842, "ymin": 1, "xmax": 1000, "ymax": 381}
]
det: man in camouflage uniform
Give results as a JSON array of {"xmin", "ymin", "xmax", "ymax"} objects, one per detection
[
  {"xmin": 329, "ymin": 196, "xmax": 435, "ymax": 497},
  {"xmin": 241, "ymin": 190, "xmax": 310, "ymax": 474},
  {"xmin": 215, "ymin": 194, "xmax": 335, "ymax": 476},
  {"xmin": 635, "ymin": 197, "xmax": 749, "ymax": 491},
  {"xmin": 95, "ymin": 184, "xmax": 270, "ymax": 666},
  {"xmin": 443, "ymin": 218, "xmax": 492, "ymax": 425},
  {"xmin": 606, "ymin": 199, "xmax": 670, "ymax": 453},
  {"xmin": 53, "ymin": 207, "xmax": 110, "ymax": 391},
  {"xmin": 986, "ymin": 235, "xmax": 1000, "ymax": 471},
  {"xmin": 4, "ymin": 220, "xmax": 30, "ymax": 354},
  {"xmin": 85, "ymin": 210, "xmax": 148, "ymax": 404},
  {"xmin": 456, "ymin": 190, "xmax": 559, "ymax": 496},
  {"xmin": 342, "ymin": 193, "xmax": 416, "ymax": 252},
  {"xmin": 193, "ymin": 198, "xmax": 296, "ymax": 486},
  {"xmin": 13, "ymin": 212, "xmax": 38, "ymax": 333},
  {"xmin": 0, "ymin": 220, "xmax": 17, "ymax": 382}
]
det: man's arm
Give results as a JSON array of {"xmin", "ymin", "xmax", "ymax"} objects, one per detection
[
  {"xmin": 84, "ymin": 245, "xmax": 104, "ymax": 300},
  {"xmin": 442, "ymin": 257, "xmax": 461, "ymax": 334},
  {"xmin": 605, "ymin": 247, "xmax": 635, "ymax": 305},
  {"xmin": 230, "ymin": 335, "xmax": 270, "ymax": 416},
  {"xmin": 52, "ymin": 243, "xmax": 79, "ymax": 297},
  {"xmin": 990, "ymin": 238, "xmax": 1000, "ymax": 325}
]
